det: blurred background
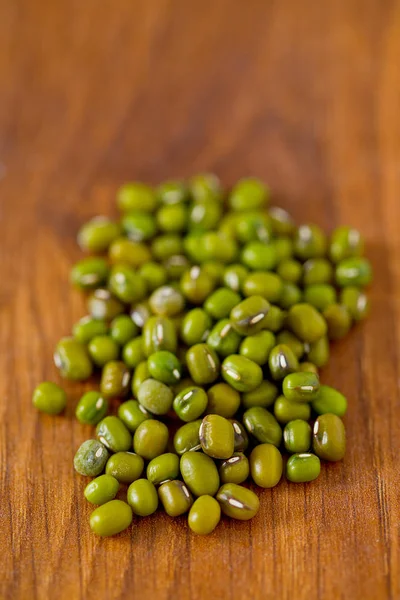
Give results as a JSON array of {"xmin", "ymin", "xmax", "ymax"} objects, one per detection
[{"xmin": 3, "ymin": 0, "xmax": 399, "ymax": 227}]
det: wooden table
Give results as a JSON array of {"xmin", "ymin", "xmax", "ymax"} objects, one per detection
[{"xmin": 1, "ymin": 2, "xmax": 399, "ymax": 599}]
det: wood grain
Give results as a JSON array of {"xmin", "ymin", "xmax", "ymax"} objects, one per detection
[{"xmin": 1, "ymin": 1, "xmax": 399, "ymax": 599}]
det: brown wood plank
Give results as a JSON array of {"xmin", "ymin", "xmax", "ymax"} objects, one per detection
[{"xmin": 0, "ymin": 1, "xmax": 399, "ymax": 599}]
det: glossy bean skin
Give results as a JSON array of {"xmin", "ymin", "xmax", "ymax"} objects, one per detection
[
  {"xmin": 96, "ymin": 416, "xmax": 132, "ymax": 453},
  {"xmin": 173, "ymin": 386, "xmax": 208, "ymax": 422},
  {"xmin": 216, "ymin": 483, "xmax": 259, "ymax": 521},
  {"xmin": 54, "ymin": 337, "xmax": 93, "ymax": 381},
  {"xmin": 127, "ymin": 479, "xmax": 159, "ymax": 516},
  {"xmin": 268, "ymin": 344, "xmax": 299, "ymax": 381},
  {"xmin": 100, "ymin": 361, "xmax": 131, "ymax": 398},
  {"xmin": 88, "ymin": 335, "xmax": 120, "ymax": 368},
  {"xmin": 204, "ymin": 287, "xmax": 241, "ymax": 320},
  {"xmin": 133, "ymin": 420, "xmax": 169, "ymax": 460},
  {"xmin": 242, "ymin": 272, "xmax": 283, "ymax": 304},
  {"xmin": 241, "ymin": 242, "xmax": 277, "ymax": 271},
  {"xmin": 219, "ymin": 453, "xmax": 250, "ymax": 484},
  {"xmin": 143, "ymin": 316, "xmax": 178, "ymax": 356},
  {"xmin": 188, "ymin": 496, "xmax": 221, "ymax": 535},
  {"xmin": 287, "ymin": 303, "xmax": 327, "ymax": 343},
  {"xmin": 105, "ymin": 451, "xmax": 144, "ymax": 484},
  {"xmin": 158, "ymin": 480, "xmax": 193, "ymax": 517},
  {"xmin": 148, "ymin": 350, "xmax": 182, "ymax": 385},
  {"xmin": 230, "ymin": 296, "xmax": 271, "ymax": 336},
  {"xmin": 76, "ymin": 391, "xmax": 108, "ymax": 425},
  {"xmin": 171, "ymin": 377, "xmax": 196, "ymax": 396},
  {"xmin": 223, "ymin": 264, "xmax": 249, "ymax": 292},
  {"xmin": 199, "ymin": 415, "xmax": 235, "ymax": 459},
  {"xmin": 298, "ymin": 362, "xmax": 319, "ymax": 375},
  {"xmin": 221, "ymin": 355, "xmax": 263, "ymax": 392},
  {"xmin": 173, "ymin": 420, "xmax": 202, "ymax": 455},
  {"xmin": 181, "ymin": 309, "xmax": 212, "ymax": 346},
  {"xmin": 312, "ymin": 385, "xmax": 347, "ymax": 417},
  {"xmin": 110, "ymin": 315, "xmax": 139, "ymax": 346},
  {"xmin": 118, "ymin": 399, "xmax": 150, "ymax": 432},
  {"xmin": 32, "ymin": 382, "xmax": 67, "ymax": 415},
  {"xmin": 273, "ymin": 395, "xmax": 311, "ymax": 424},
  {"xmin": 90, "ymin": 500, "xmax": 133, "ymax": 537},
  {"xmin": 122, "ymin": 337, "xmax": 146, "ymax": 369},
  {"xmin": 64, "ymin": 178, "xmax": 372, "ymax": 536},
  {"xmin": 282, "ymin": 372, "xmax": 320, "ymax": 403},
  {"xmin": 180, "ymin": 267, "xmax": 215, "ymax": 304},
  {"xmin": 306, "ymin": 335, "xmax": 330, "ymax": 368},
  {"xmin": 313, "ymin": 414, "xmax": 346, "ymax": 461},
  {"xmin": 186, "ymin": 344, "xmax": 220, "ymax": 385},
  {"xmin": 250, "ymin": 444, "xmax": 283, "ymax": 488},
  {"xmin": 276, "ymin": 330, "xmax": 304, "ymax": 360},
  {"xmin": 131, "ymin": 362, "xmax": 151, "ymax": 398},
  {"xmin": 239, "ymin": 330, "xmax": 276, "ymax": 366},
  {"xmin": 207, "ymin": 319, "xmax": 242, "ymax": 358},
  {"xmin": 206, "ymin": 383, "xmax": 240, "ymax": 418},
  {"xmin": 180, "ymin": 451, "xmax": 220, "ymax": 496},
  {"xmin": 84, "ymin": 474, "xmax": 119, "ymax": 505},
  {"xmin": 286, "ymin": 453, "xmax": 321, "ymax": 483},
  {"xmin": 241, "ymin": 381, "xmax": 278, "ymax": 409},
  {"xmin": 283, "ymin": 420, "xmax": 312, "ymax": 453},
  {"xmin": 262, "ymin": 305, "xmax": 286, "ymax": 332},
  {"xmin": 147, "ymin": 453, "xmax": 180, "ymax": 485},
  {"xmin": 243, "ymin": 407, "xmax": 282, "ymax": 447},
  {"xmin": 73, "ymin": 316, "xmax": 108, "ymax": 344},
  {"xmin": 230, "ymin": 420, "xmax": 249, "ymax": 452}
]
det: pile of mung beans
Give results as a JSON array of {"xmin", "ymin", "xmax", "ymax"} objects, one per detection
[{"xmin": 32, "ymin": 175, "xmax": 372, "ymax": 536}]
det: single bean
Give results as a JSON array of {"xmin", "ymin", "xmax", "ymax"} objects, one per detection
[
  {"xmin": 90, "ymin": 500, "xmax": 133, "ymax": 537},
  {"xmin": 216, "ymin": 483, "xmax": 259, "ymax": 521}
]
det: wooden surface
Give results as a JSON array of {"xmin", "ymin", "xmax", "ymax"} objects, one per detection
[{"xmin": 1, "ymin": 1, "xmax": 399, "ymax": 599}]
